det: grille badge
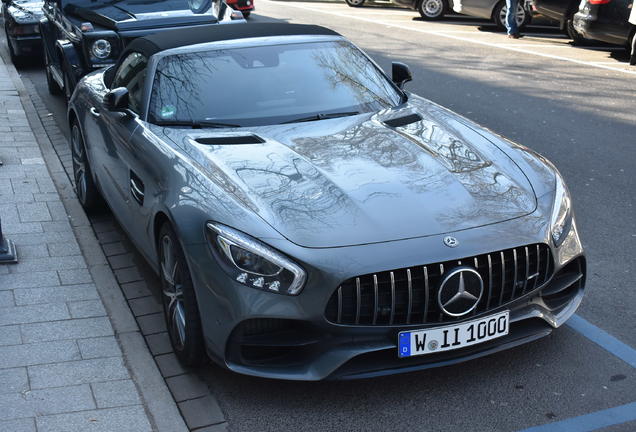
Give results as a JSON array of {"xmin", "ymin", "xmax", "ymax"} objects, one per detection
[
  {"xmin": 437, "ymin": 267, "xmax": 484, "ymax": 317},
  {"xmin": 443, "ymin": 236, "xmax": 459, "ymax": 248}
]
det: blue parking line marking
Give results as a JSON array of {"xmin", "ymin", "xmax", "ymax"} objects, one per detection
[
  {"xmin": 566, "ymin": 314, "xmax": 636, "ymax": 369},
  {"xmin": 519, "ymin": 402, "xmax": 636, "ymax": 432}
]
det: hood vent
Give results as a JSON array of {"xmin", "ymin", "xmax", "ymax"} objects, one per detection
[
  {"xmin": 383, "ymin": 113, "xmax": 422, "ymax": 128},
  {"xmin": 195, "ymin": 135, "xmax": 265, "ymax": 145}
]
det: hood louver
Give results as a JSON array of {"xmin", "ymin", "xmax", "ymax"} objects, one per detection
[
  {"xmin": 383, "ymin": 113, "xmax": 423, "ymax": 128},
  {"xmin": 194, "ymin": 135, "xmax": 265, "ymax": 145}
]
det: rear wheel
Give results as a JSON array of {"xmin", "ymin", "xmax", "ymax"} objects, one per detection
[
  {"xmin": 70, "ymin": 123, "xmax": 102, "ymax": 211},
  {"xmin": 418, "ymin": 0, "xmax": 447, "ymax": 20},
  {"xmin": 159, "ymin": 224, "xmax": 205, "ymax": 367},
  {"xmin": 493, "ymin": 1, "xmax": 531, "ymax": 31},
  {"xmin": 345, "ymin": 0, "xmax": 365, "ymax": 7}
]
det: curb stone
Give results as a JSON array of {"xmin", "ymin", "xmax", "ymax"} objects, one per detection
[{"xmin": 0, "ymin": 50, "xmax": 189, "ymax": 431}]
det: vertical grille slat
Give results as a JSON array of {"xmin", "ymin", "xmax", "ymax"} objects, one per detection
[
  {"xmin": 355, "ymin": 277, "xmax": 361, "ymax": 325},
  {"xmin": 499, "ymin": 251, "xmax": 506, "ymax": 306},
  {"xmin": 389, "ymin": 272, "xmax": 396, "ymax": 325},
  {"xmin": 372, "ymin": 274, "xmax": 379, "ymax": 325},
  {"xmin": 487, "ymin": 254, "xmax": 493, "ymax": 308},
  {"xmin": 327, "ymin": 243, "xmax": 553, "ymax": 326},
  {"xmin": 406, "ymin": 269, "xmax": 413, "ymax": 324},
  {"xmin": 423, "ymin": 266, "xmax": 429, "ymax": 323},
  {"xmin": 511, "ymin": 248, "xmax": 519, "ymax": 300},
  {"xmin": 523, "ymin": 246, "xmax": 530, "ymax": 294}
]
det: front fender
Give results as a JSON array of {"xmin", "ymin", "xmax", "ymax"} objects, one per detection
[{"xmin": 55, "ymin": 39, "xmax": 83, "ymax": 87}]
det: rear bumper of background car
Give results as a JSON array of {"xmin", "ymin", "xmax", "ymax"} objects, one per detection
[
  {"xmin": 8, "ymin": 34, "xmax": 42, "ymax": 57},
  {"xmin": 573, "ymin": 9, "xmax": 630, "ymax": 45},
  {"xmin": 226, "ymin": 0, "xmax": 255, "ymax": 12},
  {"xmin": 187, "ymin": 205, "xmax": 586, "ymax": 381}
]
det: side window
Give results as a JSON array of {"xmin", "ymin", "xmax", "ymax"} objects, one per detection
[{"xmin": 111, "ymin": 52, "xmax": 148, "ymax": 114}]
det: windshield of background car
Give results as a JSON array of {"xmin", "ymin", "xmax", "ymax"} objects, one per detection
[{"xmin": 148, "ymin": 40, "xmax": 403, "ymax": 127}]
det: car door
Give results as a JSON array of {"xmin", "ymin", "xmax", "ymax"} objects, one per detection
[
  {"xmin": 93, "ymin": 52, "xmax": 148, "ymax": 237},
  {"xmin": 100, "ymin": 52, "xmax": 155, "ymax": 250}
]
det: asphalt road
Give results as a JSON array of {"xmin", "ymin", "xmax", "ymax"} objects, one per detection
[{"xmin": 4, "ymin": 2, "xmax": 636, "ymax": 430}]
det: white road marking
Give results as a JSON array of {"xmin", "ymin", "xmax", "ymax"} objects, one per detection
[{"xmin": 268, "ymin": 0, "xmax": 636, "ymax": 76}]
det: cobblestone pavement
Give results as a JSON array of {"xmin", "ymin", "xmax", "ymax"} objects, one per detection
[{"xmin": 0, "ymin": 54, "xmax": 186, "ymax": 431}]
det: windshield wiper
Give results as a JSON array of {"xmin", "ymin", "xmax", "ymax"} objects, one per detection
[
  {"xmin": 281, "ymin": 111, "xmax": 360, "ymax": 124},
  {"xmin": 155, "ymin": 120, "xmax": 241, "ymax": 129}
]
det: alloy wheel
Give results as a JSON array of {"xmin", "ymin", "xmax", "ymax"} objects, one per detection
[
  {"xmin": 499, "ymin": 3, "xmax": 526, "ymax": 28},
  {"xmin": 161, "ymin": 235, "xmax": 187, "ymax": 350},
  {"xmin": 420, "ymin": 0, "xmax": 444, "ymax": 18},
  {"xmin": 71, "ymin": 126, "xmax": 88, "ymax": 204}
]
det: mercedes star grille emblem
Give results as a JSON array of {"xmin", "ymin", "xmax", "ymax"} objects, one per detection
[
  {"xmin": 437, "ymin": 267, "xmax": 484, "ymax": 317},
  {"xmin": 443, "ymin": 236, "xmax": 459, "ymax": 248}
]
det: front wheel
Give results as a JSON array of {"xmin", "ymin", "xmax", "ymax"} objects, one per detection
[
  {"xmin": 242, "ymin": 10, "xmax": 251, "ymax": 18},
  {"xmin": 493, "ymin": 1, "xmax": 531, "ymax": 31},
  {"xmin": 159, "ymin": 224, "xmax": 205, "ymax": 367},
  {"xmin": 418, "ymin": 0, "xmax": 447, "ymax": 20},
  {"xmin": 44, "ymin": 51, "xmax": 62, "ymax": 96},
  {"xmin": 70, "ymin": 123, "xmax": 102, "ymax": 211},
  {"xmin": 345, "ymin": 0, "xmax": 365, "ymax": 7}
]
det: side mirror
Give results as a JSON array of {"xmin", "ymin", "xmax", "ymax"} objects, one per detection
[
  {"xmin": 103, "ymin": 87, "xmax": 129, "ymax": 111},
  {"xmin": 392, "ymin": 62, "xmax": 412, "ymax": 89}
]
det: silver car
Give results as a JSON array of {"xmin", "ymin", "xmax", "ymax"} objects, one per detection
[
  {"xmin": 452, "ymin": 0, "xmax": 532, "ymax": 29},
  {"xmin": 68, "ymin": 23, "xmax": 585, "ymax": 380}
]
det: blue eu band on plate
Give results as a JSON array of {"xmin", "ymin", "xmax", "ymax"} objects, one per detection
[{"xmin": 399, "ymin": 311, "xmax": 510, "ymax": 358}]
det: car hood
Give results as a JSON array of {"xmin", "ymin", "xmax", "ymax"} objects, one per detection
[
  {"xmin": 66, "ymin": 0, "xmax": 218, "ymax": 31},
  {"xmin": 8, "ymin": 0, "xmax": 44, "ymax": 22},
  {"xmin": 161, "ymin": 97, "xmax": 537, "ymax": 248}
]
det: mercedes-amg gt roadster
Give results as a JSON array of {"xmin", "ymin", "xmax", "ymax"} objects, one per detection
[{"xmin": 68, "ymin": 23, "xmax": 586, "ymax": 380}]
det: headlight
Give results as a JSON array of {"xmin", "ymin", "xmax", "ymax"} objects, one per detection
[
  {"xmin": 91, "ymin": 39, "xmax": 112, "ymax": 59},
  {"xmin": 206, "ymin": 223, "xmax": 306, "ymax": 295},
  {"xmin": 550, "ymin": 171, "xmax": 573, "ymax": 248}
]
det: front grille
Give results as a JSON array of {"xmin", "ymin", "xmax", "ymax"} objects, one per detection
[{"xmin": 325, "ymin": 243, "xmax": 553, "ymax": 326}]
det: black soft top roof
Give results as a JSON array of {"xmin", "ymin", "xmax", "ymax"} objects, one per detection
[{"xmin": 122, "ymin": 23, "xmax": 341, "ymax": 60}]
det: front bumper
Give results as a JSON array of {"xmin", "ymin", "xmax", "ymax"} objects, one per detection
[{"xmin": 188, "ymin": 211, "xmax": 585, "ymax": 381}]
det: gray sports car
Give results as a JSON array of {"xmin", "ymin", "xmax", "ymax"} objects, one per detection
[{"xmin": 68, "ymin": 23, "xmax": 586, "ymax": 380}]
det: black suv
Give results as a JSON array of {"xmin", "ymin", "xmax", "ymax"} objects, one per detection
[{"xmin": 40, "ymin": 0, "xmax": 243, "ymax": 99}]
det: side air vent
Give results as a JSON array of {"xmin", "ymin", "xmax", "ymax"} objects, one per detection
[
  {"xmin": 383, "ymin": 113, "xmax": 422, "ymax": 128},
  {"xmin": 195, "ymin": 135, "xmax": 265, "ymax": 145}
]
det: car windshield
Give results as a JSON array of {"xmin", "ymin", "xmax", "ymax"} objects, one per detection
[{"xmin": 148, "ymin": 40, "xmax": 403, "ymax": 127}]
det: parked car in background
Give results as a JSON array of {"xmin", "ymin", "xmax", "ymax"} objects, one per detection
[
  {"xmin": 531, "ymin": 0, "xmax": 588, "ymax": 42},
  {"xmin": 345, "ymin": 0, "xmax": 449, "ymax": 21},
  {"xmin": 226, "ymin": 0, "xmax": 254, "ymax": 18},
  {"xmin": 2, "ymin": 0, "xmax": 44, "ymax": 65},
  {"xmin": 453, "ymin": 0, "xmax": 532, "ymax": 29},
  {"xmin": 574, "ymin": 0, "xmax": 633, "ymax": 49},
  {"xmin": 68, "ymin": 22, "xmax": 586, "ymax": 380},
  {"xmin": 39, "ymin": 0, "xmax": 243, "ymax": 101}
]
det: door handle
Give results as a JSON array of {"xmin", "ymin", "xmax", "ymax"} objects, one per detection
[
  {"xmin": 130, "ymin": 175, "xmax": 145, "ymax": 205},
  {"xmin": 89, "ymin": 107, "xmax": 100, "ymax": 118}
]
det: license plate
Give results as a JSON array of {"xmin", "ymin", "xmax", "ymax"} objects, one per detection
[{"xmin": 398, "ymin": 311, "xmax": 509, "ymax": 358}]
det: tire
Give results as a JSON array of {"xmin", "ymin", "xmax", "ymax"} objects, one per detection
[
  {"xmin": 158, "ymin": 223, "xmax": 205, "ymax": 367},
  {"xmin": 242, "ymin": 10, "xmax": 251, "ymax": 18},
  {"xmin": 565, "ymin": 13, "xmax": 587, "ymax": 45},
  {"xmin": 493, "ymin": 1, "xmax": 531, "ymax": 31},
  {"xmin": 70, "ymin": 123, "xmax": 103, "ymax": 211},
  {"xmin": 418, "ymin": 0, "xmax": 447, "ymax": 20},
  {"xmin": 345, "ymin": 0, "xmax": 365, "ymax": 7},
  {"xmin": 63, "ymin": 66, "xmax": 73, "ymax": 102},
  {"xmin": 44, "ymin": 51, "xmax": 62, "ymax": 96}
]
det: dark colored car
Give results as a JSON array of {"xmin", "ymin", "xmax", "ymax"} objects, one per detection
[
  {"xmin": 344, "ymin": 0, "xmax": 449, "ymax": 21},
  {"xmin": 226, "ymin": 0, "xmax": 253, "ymax": 18},
  {"xmin": 68, "ymin": 23, "xmax": 586, "ymax": 381},
  {"xmin": 574, "ymin": 0, "xmax": 634, "ymax": 48},
  {"xmin": 531, "ymin": 0, "xmax": 588, "ymax": 42},
  {"xmin": 2, "ymin": 0, "xmax": 44, "ymax": 65},
  {"xmin": 39, "ymin": 0, "xmax": 243, "ymax": 101}
]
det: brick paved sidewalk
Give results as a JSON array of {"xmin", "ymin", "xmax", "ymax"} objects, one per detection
[{"xmin": 0, "ymin": 55, "xmax": 185, "ymax": 431}]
